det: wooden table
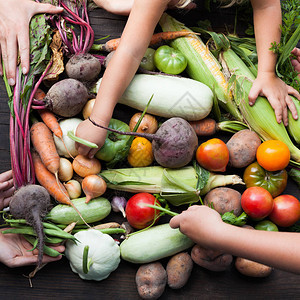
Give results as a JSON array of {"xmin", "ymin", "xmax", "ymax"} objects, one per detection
[{"xmin": 0, "ymin": 7, "xmax": 299, "ymax": 300}]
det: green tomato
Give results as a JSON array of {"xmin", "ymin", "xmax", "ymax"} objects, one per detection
[
  {"xmin": 154, "ymin": 45, "xmax": 187, "ymax": 75},
  {"xmin": 255, "ymin": 220, "xmax": 279, "ymax": 232},
  {"xmin": 140, "ymin": 48, "xmax": 156, "ymax": 71},
  {"xmin": 95, "ymin": 118, "xmax": 130, "ymax": 162}
]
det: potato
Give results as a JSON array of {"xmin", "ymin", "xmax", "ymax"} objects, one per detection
[
  {"xmin": 166, "ymin": 252, "xmax": 193, "ymax": 289},
  {"xmin": 226, "ymin": 129, "xmax": 261, "ymax": 168},
  {"xmin": 136, "ymin": 262, "xmax": 167, "ymax": 299},
  {"xmin": 204, "ymin": 187, "xmax": 242, "ymax": 216},
  {"xmin": 235, "ymin": 257, "xmax": 273, "ymax": 277},
  {"xmin": 191, "ymin": 245, "xmax": 233, "ymax": 272}
]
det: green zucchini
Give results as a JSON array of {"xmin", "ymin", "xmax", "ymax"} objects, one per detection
[
  {"xmin": 46, "ymin": 197, "xmax": 111, "ymax": 225},
  {"xmin": 120, "ymin": 224, "xmax": 194, "ymax": 263}
]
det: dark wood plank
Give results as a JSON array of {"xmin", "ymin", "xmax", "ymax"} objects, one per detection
[{"xmin": 0, "ymin": 6, "xmax": 299, "ymax": 299}]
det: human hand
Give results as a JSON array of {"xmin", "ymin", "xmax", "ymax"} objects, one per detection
[
  {"xmin": 0, "ymin": 170, "xmax": 15, "ymax": 210},
  {"xmin": 75, "ymin": 118, "xmax": 108, "ymax": 158},
  {"xmin": 248, "ymin": 72, "xmax": 300, "ymax": 126},
  {"xmin": 291, "ymin": 48, "xmax": 300, "ymax": 76},
  {"xmin": 0, "ymin": 0, "xmax": 63, "ymax": 85},
  {"xmin": 0, "ymin": 230, "xmax": 64, "ymax": 268},
  {"xmin": 169, "ymin": 205, "xmax": 225, "ymax": 249}
]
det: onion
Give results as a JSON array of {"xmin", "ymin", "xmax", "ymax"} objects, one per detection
[
  {"xmin": 129, "ymin": 113, "xmax": 158, "ymax": 134},
  {"xmin": 82, "ymin": 98, "xmax": 95, "ymax": 120},
  {"xmin": 72, "ymin": 154, "xmax": 101, "ymax": 177},
  {"xmin": 111, "ymin": 196, "xmax": 127, "ymax": 217},
  {"xmin": 58, "ymin": 157, "xmax": 73, "ymax": 182},
  {"xmin": 64, "ymin": 179, "xmax": 82, "ymax": 199},
  {"xmin": 82, "ymin": 174, "xmax": 107, "ymax": 203}
]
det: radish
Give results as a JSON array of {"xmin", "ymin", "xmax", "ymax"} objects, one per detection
[{"xmin": 89, "ymin": 117, "xmax": 198, "ymax": 168}]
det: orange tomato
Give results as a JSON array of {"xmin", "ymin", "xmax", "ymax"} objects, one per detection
[
  {"xmin": 256, "ymin": 140, "xmax": 290, "ymax": 172},
  {"xmin": 128, "ymin": 137, "xmax": 154, "ymax": 167},
  {"xmin": 196, "ymin": 138, "xmax": 229, "ymax": 172}
]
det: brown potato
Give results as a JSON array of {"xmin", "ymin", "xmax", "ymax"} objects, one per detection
[
  {"xmin": 226, "ymin": 129, "xmax": 261, "ymax": 168},
  {"xmin": 204, "ymin": 187, "xmax": 242, "ymax": 216},
  {"xmin": 166, "ymin": 252, "xmax": 193, "ymax": 289},
  {"xmin": 136, "ymin": 262, "xmax": 167, "ymax": 299},
  {"xmin": 191, "ymin": 245, "xmax": 233, "ymax": 272},
  {"xmin": 235, "ymin": 257, "xmax": 273, "ymax": 277}
]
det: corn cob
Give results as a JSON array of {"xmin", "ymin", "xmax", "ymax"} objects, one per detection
[
  {"xmin": 220, "ymin": 48, "xmax": 300, "ymax": 162},
  {"xmin": 159, "ymin": 13, "xmax": 243, "ymax": 121},
  {"xmin": 100, "ymin": 165, "xmax": 244, "ymax": 206}
]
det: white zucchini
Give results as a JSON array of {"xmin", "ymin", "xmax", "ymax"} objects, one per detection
[
  {"xmin": 120, "ymin": 224, "xmax": 194, "ymax": 263},
  {"xmin": 96, "ymin": 74, "xmax": 213, "ymax": 121}
]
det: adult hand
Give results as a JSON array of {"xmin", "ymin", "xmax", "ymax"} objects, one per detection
[
  {"xmin": 0, "ymin": 0, "xmax": 63, "ymax": 85},
  {"xmin": 0, "ymin": 170, "xmax": 15, "ymax": 210},
  {"xmin": 0, "ymin": 230, "xmax": 64, "ymax": 268}
]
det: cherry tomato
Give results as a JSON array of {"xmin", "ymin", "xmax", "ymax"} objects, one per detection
[
  {"xmin": 196, "ymin": 138, "xmax": 229, "ymax": 172},
  {"xmin": 256, "ymin": 140, "xmax": 290, "ymax": 171},
  {"xmin": 269, "ymin": 194, "xmax": 300, "ymax": 227},
  {"xmin": 154, "ymin": 45, "xmax": 187, "ymax": 75},
  {"xmin": 125, "ymin": 193, "xmax": 161, "ymax": 229},
  {"xmin": 241, "ymin": 186, "xmax": 274, "ymax": 220},
  {"xmin": 255, "ymin": 220, "xmax": 279, "ymax": 231},
  {"xmin": 243, "ymin": 161, "xmax": 288, "ymax": 197}
]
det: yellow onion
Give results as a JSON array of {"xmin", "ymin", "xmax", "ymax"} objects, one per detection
[
  {"xmin": 129, "ymin": 113, "xmax": 158, "ymax": 134},
  {"xmin": 58, "ymin": 157, "xmax": 73, "ymax": 182},
  {"xmin": 64, "ymin": 179, "xmax": 82, "ymax": 199},
  {"xmin": 72, "ymin": 154, "xmax": 101, "ymax": 177},
  {"xmin": 82, "ymin": 175, "xmax": 107, "ymax": 203},
  {"xmin": 82, "ymin": 98, "xmax": 95, "ymax": 120}
]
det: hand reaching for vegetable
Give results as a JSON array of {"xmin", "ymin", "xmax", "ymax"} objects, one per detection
[
  {"xmin": 248, "ymin": 72, "xmax": 300, "ymax": 126},
  {"xmin": 291, "ymin": 48, "xmax": 300, "ymax": 77},
  {"xmin": 0, "ymin": 170, "xmax": 15, "ymax": 210},
  {"xmin": 0, "ymin": 230, "xmax": 64, "ymax": 268},
  {"xmin": 75, "ymin": 118, "xmax": 108, "ymax": 158},
  {"xmin": 169, "ymin": 205, "xmax": 226, "ymax": 250},
  {"xmin": 0, "ymin": 0, "xmax": 63, "ymax": 85}
]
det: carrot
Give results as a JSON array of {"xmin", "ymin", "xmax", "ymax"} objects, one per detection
[
  {"xmin": 189, "ymin": 118, "xmax": 217, "ymax": 136},
  {"xmin": 39, "ymin": 109, "xmax": 63, "ymax": 139},
  {"xmin": 30, "ymin": 122, "xmax": 60, "ymax": 176},
  {"xmin": 95, "ymin": 31, "xmax": 199, "ymax": 52},
  {"xmin": 34, "ymin": 88, "xmax": 46, "ymax": 101},
  {"xmin": 32, "ymin": 151, "xmax": 89, "ymax": 226},
  {"xmin": 32, "ymin": 151, "xmax": 70, "ymax": 205}
]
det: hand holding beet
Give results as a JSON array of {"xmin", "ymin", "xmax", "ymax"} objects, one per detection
[{"xmin": 0, "ymin": 170, "xmax": 15, "ymax": 210}]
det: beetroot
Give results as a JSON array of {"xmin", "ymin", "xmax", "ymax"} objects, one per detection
[
  {"xmin": 89, "ymin": 117, "xmax": 198, "ymax": 168},
  {"xmin": 45, "ymin": 78, "xmax": 89, "ymax": 117},
  {"xmin": 66, "ymin": 53, "xmax": 101, "ymax": 82},
  {"xmin": 9, "ymin": 185, "xmax": 52, "ymax": 270}
]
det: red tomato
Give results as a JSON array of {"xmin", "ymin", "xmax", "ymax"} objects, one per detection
[
  {"xmin": 196, "ymin": 138, "xmax": 229, "ymax": 172},
  {"xmin": 125, "ymin": 193, "xmax": 161, "ymax": 229},
  {"xmin": 241, "ymin": 187, "xmax": 274, "ymax": 220},
  {"xmin": 269, "ymin": 195, "xmax": 300, "ymax": 227}
]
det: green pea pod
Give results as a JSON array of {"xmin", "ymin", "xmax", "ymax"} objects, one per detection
[
  {"xmin": 95, "ymin": 118, "xmax": 130, "ymax": 163},
  {"xmin": 45, "ymin": 236, "xmax": 64, "ymax": 244}
]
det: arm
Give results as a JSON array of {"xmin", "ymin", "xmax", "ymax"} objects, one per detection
[
  {"xmin": 170, "ymin": 205, "xmax": 300, "ymax": 274},
  {"xmin": 291, "ymin": 47, "xmax": 300, "ymax": 76},
  {"xmin": 76, "ymin": 0, "xmax": 170, "ymax": 158},
  {"xmin": 248, "ymin": 0, "xmax": 300, "ymax": 126},
  {"xmin": 0, "ymin": 170, "xmax": 15, "ymax": 210},
  {"xmin": 0, "ymin": 0, "xmax": 63, "ymax": 86},
  {"xmin": 0, "ymin": 230, "xmax": 65, "ymax": 268}
]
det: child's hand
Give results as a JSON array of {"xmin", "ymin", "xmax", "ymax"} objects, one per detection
[
  {"xmin": 248, "ymin": 72, "xmax": 300, "ymax": 126},
  {"xmin": 0, "ymin": 230, "xmax": 64, "ymax": 268},
  {"xmin": 0, "ymin": 170, "xmax": 15, "ymax": 210},
  {"xmin": 169, "ymin": 205, "xmax": 226, "ymax": 249},
  {"xmin": 0, "ymin": 0, "xmax": 63, "ymax": 85},
  {"xmin": 291, "ymin": 48, "xmax": 300, "ymax": 76},
  {"xmin": 75, "ymin": 118, "xmax": 108, "ymax": 158}
]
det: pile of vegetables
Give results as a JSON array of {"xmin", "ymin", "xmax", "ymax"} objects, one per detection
[{"xmin": 1, "ymin": 0, "xmax": 300, "ymax": 296}]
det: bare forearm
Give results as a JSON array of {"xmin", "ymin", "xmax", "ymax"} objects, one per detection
[{"xmin": 217, "ymin": 224, "xmax": 300, "ymax": 274}]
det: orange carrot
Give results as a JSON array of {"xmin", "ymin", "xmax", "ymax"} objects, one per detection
[
  {"xmin": 38, "ymin": 109, "xmax": 63, "ymax": 139},
  {"xmin": 32, "ymin": 151, "xmax": 89, "ymax": 226},
  {"xmin": 98, "ymin": 31, "xmax": 198, "ymax": 52},
  {"xmin": 32, "ymin": 151, "xmax": 71, "ymax": 205},
  {"xmin": 189, "ymin": 118, "xmax": 217, "ymax": 136},
  {"xmin": 30, "ymin": 122, "xmax": 60, "ymax": 176},
  {"xmin": 34, "ymin": 88, "xmax": 46, "ymax": 101}
]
